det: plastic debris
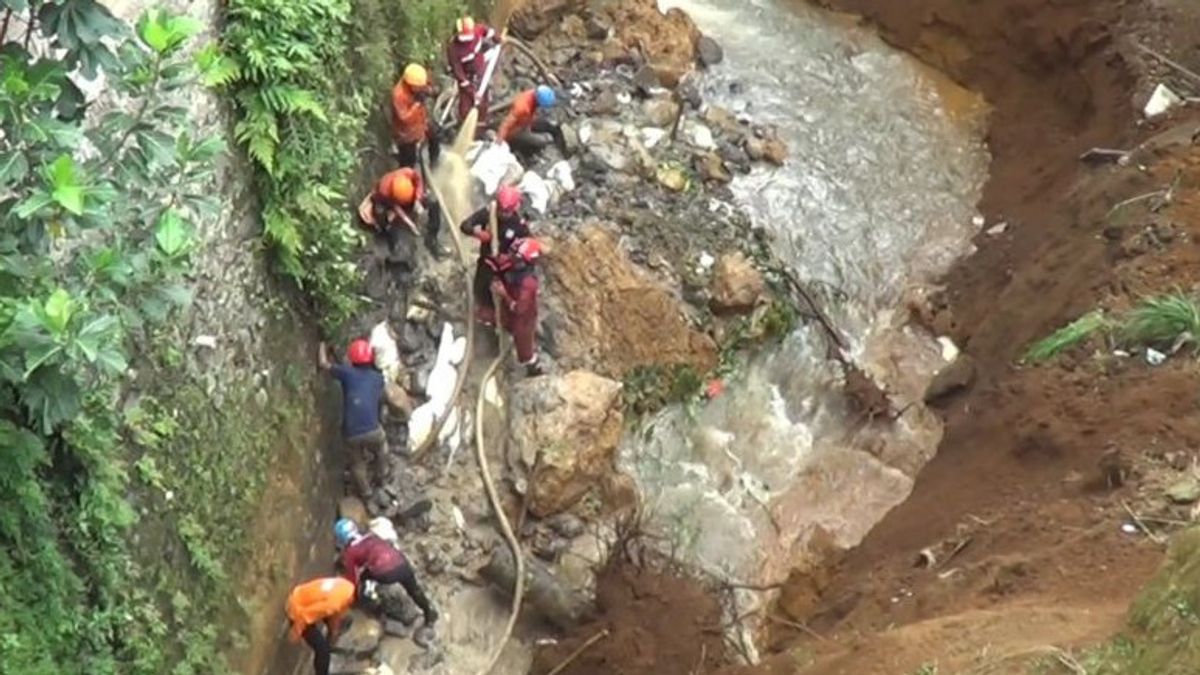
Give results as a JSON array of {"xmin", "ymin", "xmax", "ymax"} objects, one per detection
[
  {"xmin": 986, "ymin": 222, "xmax": 1008, "ymax": 236},
  {"xmin": 369, "ymin": 321, "xmax": 402, "ymax": 380},
  {"xmin": 193, "ymin": 335, "xmax": 217, "ymax": 349},
  {"xmin": 518, "ymin": 170, "xmax": 552, "ymax": 213},
  {"xmin": 704, "ymin": 379, "xmax": 725, "ymax": 399},
  {"xmin": 369, "ymin": 516, "xmax": 399, "ymax": 545},
  {"xmin": 1121, "ymin": 523, "xmax": 1138, "ymax": 535},
  {"xmin": 937, "ymin": 336, "xmax": 960, "ymax": 362},
  {"xmin": 1146, "ymin": 347, "xmax": 1167, "ymax": 366},
  {"xmin": 699, "ymin": 252, "xmax": 716, "ymax": 269},
  {"xmin": 1144, "ymin": 83, "xmax": 1183, "ymax": 118},
  {"xmin": 641, "ymin": 127, "xmax": 667, "ymax": 148},
  {"xmin": 469, "ymin": 142, "xmax": 524, "ymax": 194},
  {"xmin": 547, "ymin": 160, "xmax": 575, "ymax": 191}
]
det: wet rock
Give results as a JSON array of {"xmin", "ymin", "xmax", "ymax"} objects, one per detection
[
  {"xmin": 547, "ymin": 513, "xmax": 587, "ymax": 539},
  {"xmin": 703, "ymin": 105, "xmax": 742, "ymax": 136},
  {"xmin": 591, "ymin": 90, "xmax": 621, "ymax": 116},
  {"xmin": 642, "ymin": 97, "xmax": 680, "ymax": 128},
  {"xmin": 509, "ymin": 370, "xmax": 624, "ymax": 516},
  {"xmin": 696, "ymin": 35, "xmax": 724, "ymax": 67},
  {"xmin": 696, "ymin": 153, "xmax": 732, "ymax": 184},
  {"xmin": 1167, "ymin": 478, "xmax": 1200, "ymax": 504},
  {"xmin": 333, "ymin": 612, "xmax": 382, "ymax": 655},
  {"xmin": 687, "ymin": 122, "xmax": 716, "ymax": 150},
  {"xmin": 588, "ymin": 144, "xmax": 631, "ymax": 173},
  {"xmin": 510, "ymin": 0, "xmax": 579, "ymax": 38},
  {"xmin": 924, "ymin": 355, "xmax": 977, "ymax": 404},
  {"xmin": 656, "ymin": 165, "xmax": 689, "ymax": 192},
  {"xmin": 379, "ymin": 636, "xmax": 422, "ymax": 671},
  {"xmin": 383, "ymin": 619, "xmax": 412, "ymax": 638},
  {"xmin": 482, "ymin": 543, "xmax": 592, "ymax": 629},
  {"xmin": 338, "ymin": 496, "xmax": 370, "ymax": 528},
  {"xmin": 585, "ymin": 16, "xmax": 610, "ymax": 40},
  {"xmin": 710, "ymin": 252, "xmax": 766, "ymax": 314},
  {"xmin": 329, "ymin": 654, "xmax": 372, "ymax": 675},
  {"xmin": 746, "ymin": 135, "xmax": 789, "ymax": 165}
]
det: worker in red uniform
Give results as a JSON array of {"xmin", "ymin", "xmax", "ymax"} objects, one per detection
[
  {"xmin": 497, "ymin": 85, "xmax": 568, "ymax": 159},
  {"xmin": 459, "ymin": 186, "xmax": 530, "ymax": 327},
  {"xmin": 286, "ymin": 577, "xmax": 356, "ymax": 675},
  {"xmin": 334, "ymin": 519, "xmax": 438, "ymax": 627},
  {"xmin": 357, "ymin": 166, "xmax": 443, "ymax": 259},
  {"xmin": 490, "ymin": 236, "xmax": 543, "ymax": 376},
  {"xmin": 391, "ymin": 63, "xmax": 439, "ymax": 168},
  {"xmin": 447, "ymin": 16, "xmax": 499, "ymax": 123}
]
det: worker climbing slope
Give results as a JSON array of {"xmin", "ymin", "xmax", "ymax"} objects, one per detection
[
  {"xmin": 491, "ymin": 236, "xmax": 544, "ymax": 377},
  {"xmin": 391, "ymin": 63, "xmax": 440, "ymax": 168},
  {"xmin": 497, "ymin": 85, "xmax": 568, "ymax": 160},
  {"xmin": 285, "ymin": 577, "xmax": 356, "ymax": 675},
  {"xmin": 319, "ymin": 340, "xmax": 388, "ymax": 499},
  {"xmin": 447, "ymin": 16, "xmax": 499, "ymax": 125},
  {"xmin": 460, "ymin": 185, "xmax": 531, "ymax": 327},
  {"xmin": 334, "ymin": 519, "xmax": 439, "ymax": 628},
  {"xmin": 358, "ymin": 166, "xmax": 444, "ymax": 259}
]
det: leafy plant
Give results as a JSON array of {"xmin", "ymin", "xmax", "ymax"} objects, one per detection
[
  {"xmin": 1023, "ymin": 310, "xmax": 1110, "ymax": 364},
  {"xmin": 1122, "ymin": 293, "xmax": 1200, "ymax": 349}
]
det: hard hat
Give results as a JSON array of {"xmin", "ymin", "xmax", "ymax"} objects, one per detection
[
  {"xmin": 535, "ymin": 85, "xmax": 557, "ymax": 108},
  {"xmin": 347, "ymin": 339, "xmax": 373, "ymax": 366},
  {"xmin": 334, "ymin": 518, "xmax": 359, "ymax": 547},
  {"xmin": 386, "ymin": 172, "xmax": 416, "ymax": 206},
  {"xmin": 456, "ymin": 16, "xmax": 475, "ymax": 41},
  {"xmin": 496, "ymin": 186, "xmax": 522, "ymax": 214},
  {"xmin": 515, "ymin": 238, "xmax": 542, "ymax": 262},
  {"xmin": 402, "ymin": 63, "xmax": 429, "ymax": 89}
]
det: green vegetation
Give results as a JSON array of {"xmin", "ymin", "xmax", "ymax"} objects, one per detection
[
  {"xmin": 1023, "ymin": 292, "xmax": 1200, "ymax": 364},
  {"xmin": 0, "ymin": 5, "xmax": 238, "ymax": 671},
  {"xmin": 1023, "ymin": 310, "xmax": 1110, "ymax": 363}
]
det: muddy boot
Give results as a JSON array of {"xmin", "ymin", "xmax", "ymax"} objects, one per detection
[{"xmin": 423, "ymin": 606, "xmax": 439, "ymax": 627}]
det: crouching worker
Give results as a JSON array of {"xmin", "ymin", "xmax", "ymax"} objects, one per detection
[
  {"xmin": 357, "ymin": 167, "xmax": 444, "ymax": 259},
  {"xmin": 319, "ymin": 340, "xmax": 386, "ymax": 499},
  {"xmin": 490, "ymin": 237, "xmax": 544, "ymax": 377},
  {"xmin": 286, "ymin": 577, "xmax": 355, "ymax": 675},
  {"xmin": 497, "ymin": 85, "xmax": 568, "ymax": 159},
  {"xmin": 335, "ymin": 519, "xmax": 439, "ymax": 627},
  {"xmin": 459, "ymin": 186, "xmax": 530, "ymax": 327},
  {"xmin": 391, "ymin": 63, "xmax": 440, "ymax": 167}
]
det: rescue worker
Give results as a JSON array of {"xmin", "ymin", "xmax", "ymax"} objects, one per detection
[
  {"xmin": 459, "ymin": 185, "xmax": 530, "ymax": 327},
  {"xmin": 318, "ymin": 340, "xmax": 387, "ymax": 499},
  {"xmin": 357, "ymin": 166, "xmax": 444, "ymax": 259},
  {"xmin": 391, "ymin": 63, "xmax": 439, "ymax": 167},
  {"xmin": 334, "ymin": 519, "xmax": 439, "ymax": 627},
  {"xmin": 447, "ymin": 16, "xmax": 499, "ymax": 123},
  {"xmin": 286, "ymin": 577, "xmax": 356, "ymax": 675},
  {"xmin": 497, "ymin": 85, "xmax": 568, "ymax": 159},
  {"xmin": 490, "ymin": 236, "xmax": 544, "ymax": 376}
]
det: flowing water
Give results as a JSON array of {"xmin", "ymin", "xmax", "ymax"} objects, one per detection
[{"xmin": 623, "ymin": 0, "xmax": 989, "ymax": 591}]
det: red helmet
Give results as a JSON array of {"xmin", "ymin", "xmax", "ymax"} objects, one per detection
[
  {"xmin": 496, "ymin": 186, "xmax": 522, "ymax": 214},
  {"xmin": 514, "ymin": 238, "xmax": 542, "ymax": 262},
  {"xmin": 347, "ymin": 339, "xmax": 373, "ymax": 366}
]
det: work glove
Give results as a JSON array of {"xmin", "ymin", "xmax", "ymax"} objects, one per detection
[{"xmin": 473, "ymin": 228, "xmax": 492, "ymax": 244}]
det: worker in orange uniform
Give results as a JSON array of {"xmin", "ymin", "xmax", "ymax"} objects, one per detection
[
  {"xmin": 357, "ymin": 166, "xmax": 444, "ymax": 259},
  {"xmin": 286, "ymin": 577, "xmax": 356, "ymax": 675},
  {"xmin": 391, "ymin": 63, "xmax": 439, "ymax": 168},
  {"xmin": 447, "ymin": 16, "xmax": 499, "ymax": 123},
  {"xmin": 497, "ymin": 85, "xmax": 568, "ymax": 160},
  {"xmin": 490, "ymin": 237, "xmax": 544, "ymax": 376}
]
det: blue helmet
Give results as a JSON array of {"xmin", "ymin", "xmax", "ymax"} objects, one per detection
[
  {"xmin": 334, "ymin": 518, "xmax": 358, "ymax": 547},
  {"xmin": 535, "ymin": 85, "xmax": 556, "ymax": 108}
]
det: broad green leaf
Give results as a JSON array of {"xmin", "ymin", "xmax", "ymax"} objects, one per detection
[
  {"xmin": 136, "ymin": 11, "xmax": 171, "ymax": 54},
  {"xmin": 23, "ymin": 342, "xmax": 62, "ymax": 378},
  {"xmin": 52, "ymin": 185, "xmax": 84, "ymax": 215},
  {"xmin": 0, "ymin": 0, "xmax": 29, "ymax": 13},
  {"xmin": 154, "ymin": 210, "xmax": 191, "ymax": 257},
  {"xmin": 46, "ymin": 154, "xmax": 77, "ymax": 190},
  {"xmin": 93, "ymin": 344, "xmax": 128, "ymax": 374},
  {"xmin": 135, "ymin": 129, "xmax": 176, "ymax": 166},
  {"xmin": 22, "ymin": 367, "xmax": 81, "ymax": 434},
  {"xmin": 0, "ymin": 152, "xmax": 29, "ymax": 185},
  {"xmin": 42, "ymin": 288, "xmax": 74, "ymax": 334},
  {"xmin": 13, "ymin": 192, "xmax": 54, "ymax": 219}
]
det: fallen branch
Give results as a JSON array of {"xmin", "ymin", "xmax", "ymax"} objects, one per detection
[
  {"xmin": 1105, "ymin": 190, "xmax": 1168, "ymax": 220},
  {"xmin": 766, "ymin": 613, "xmax": 831, "ymax": 644},
  {"xmin": 1136, "ymin": 44, "xmax": 1200, "ymax": 90},
  {"xmin": 545, "ymin": 629, "xmax": 610, "ymax": 675},
  {"xmin": 723, "ymin": 580, "xmax": 786, "ymax": 592},
  {"xmin": 1121, "ymin": 499, "xmax": 1166, "ymax": 545},
  {"xmin": 937, "ymin": 536, "xmax": 973, "ymax": 569}
]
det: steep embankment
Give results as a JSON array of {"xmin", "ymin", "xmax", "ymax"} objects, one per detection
[{"xmin": 726, "ymin": 0, "xmax": 1200, "ymax": 672}]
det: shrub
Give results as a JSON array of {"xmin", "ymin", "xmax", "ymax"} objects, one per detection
[
  {"xmin": 1022, "ymin": 310, "xmax": 1110, "ymax": 364},
  {"xmin": 1122, "ymin": 293, "xmax": 1200, "ymax": 350}
]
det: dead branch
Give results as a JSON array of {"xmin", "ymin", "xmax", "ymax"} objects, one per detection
[
  {"xmin": 766, "ymin": 614, "xmax": 831, "ymax": 644},
  {"xmin": 1105, "ymin": 190, "xmax": 1168, "ymax": 220},
  {"xmin": 545, "ymin": 629, "xmax": 610, "ymax": 675},
  {"xmin": 1121, "ymin": 500, "xmax": 1167, "ymax": 545},
  {"xmin": 1136, "ymin": 43, "xmax": 1200, "ymax": 90},
  {"xmin": 937, "ymin": 536, "xmax": 973, "ymax": 569}
]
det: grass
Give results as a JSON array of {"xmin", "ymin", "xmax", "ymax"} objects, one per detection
[
  {"xmin": 1121, "ymin": 293, "xmax": 1200, "ymax": 349},
  {"xmin": 1023, "ymin": 310, "xmax": 1110, "ymax": 363}
]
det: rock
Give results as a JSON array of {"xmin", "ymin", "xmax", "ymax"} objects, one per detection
[
  {"xmin": 923, "ymin": 355, "xmax": 977, "ymax": 403},
  {"xmin": 509, "ymin": 371, "xmax": 623, "ymax": 516},
  {"xmin": 642, "ymin": 97, "xmax": 680, "ymax": 128},
  {"xmin": 589, "ymin": 144, "xmax": 631, "ymax": 173},
  {"xmin": 703, "ymin": 105, "xmax": 742, "ymax": 135},
  {"xmin": 510, "ymin": 0, "xmax": 580, "ymax": 38},
  {"xmin": 687, "ymin": 123, "xmax": 716, "ymax": 150},
  {"xmin": 333, "ymin": 612, "xmax": 382, "ymax": 655},
  {"xmin": 482, "ymin": 543, "xmax": 592, "ymax": 629},
  {"xmin": 547, "ymin": 513, "xmax": 587, "ymax": 539},
  {"xmin": 378, "ymin": 636, "xmax": 421, "ymax": 670},
  {"xmin": 746, "ymin": 136, "xmax": 789, "ymax": 165},
  {"xmin": 656, "ymin": 165, "xmax": 689, "ymax": 192},
  {"xmin": 383, "ymin": 619, "xmax": 412, "ymax": 638},
  {"xmin": 338, "ymin": 496, "xmax": 369, "ymax": 528},
  {"xmin": 591, "ymin": 90, "xmax": 621, "ymax": 116},
  {"xmin": 709, "ymin": 252, "xmax": 766, "ymax": 314},
  {"xmin": 696, "ymin": 35, "xmax": 724, "ymax": 67},
  {"xmin": 696, "ymin": 153, "xmax": 732, "ymax": 184},
  {"xmin": 1167, "ymin": 478, "xmax": 1200, "ymax": 504},
  {"xmin": 329, "ymin": 654, "xmax": 372, "ymax": 675},
  {"xmin": 585, "ymin": 16, "xmax": 610, "ymax": 40}
]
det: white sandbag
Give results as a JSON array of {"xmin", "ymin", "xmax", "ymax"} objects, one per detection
[
  {"xmin": 1144, "ymin": 83, "xmax": 1183, "ymax": 118},
  {"xmin": 547, "ymin": 160, "xmax": 575, "ymax": 191},
  {"xmin": 407, "ymin": 403, "xmax": 436, "ymax": 452},
  {"xmin": 426, "ymin": 361, "xmax": 457, "ymax": 411},
  {"xmin": 518, "ymin": 171, "xmax": 552, "ymax": 214},
  {"xmin": 369, "ymin": 321, "xmax": 402, "ymax": 381},
  {"xmin": 369, "ymin": 516, "xmax": 399, "ymax": 546},
  {"xmin": 470, "ymin": 142, "xmax": 525, "ymax": 195}
]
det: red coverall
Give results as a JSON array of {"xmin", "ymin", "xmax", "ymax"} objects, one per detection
[
  {"xmin": 490, "ymin": 249, "xmax": 539, "ymax": 367},
  {"xmin": 446, "ymin": 24, "xmax": 496, "ymax": 123},
  {"xmin": 459, "ymin": 205, "xmax": 529, "ymax": 326}
]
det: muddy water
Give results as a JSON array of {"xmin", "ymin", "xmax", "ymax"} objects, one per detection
[{"xmin": 623, "ymin": 0, "xmax": 988, "ymax": 602}]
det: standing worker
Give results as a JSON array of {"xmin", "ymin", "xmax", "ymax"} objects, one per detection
[
  {"xmin": 391, "ymin": 63, "xmax": 439, "ymax": 168},
  {"xmin": 334, "ymin": 519, "xmax": 439, "ymax": 628},
  {"xmin": 459, "ymin": 186, "xmax": 530, "ymax": 327},
  {"xmin": 357, "ymin": 166, "xmax": 444, "ymax": 259},
  {"xmin": 497, "ymin": 85, "xmax": 568, "ymax": 159},
  {"xmin": 319, "ymin": 340, "xmax": 387, "ymax": 499},
  {"xmin": 491, "ymin": 237, "xmax": 544, "ymax": 377},
  {"xmin": 286, "ymin": 577, "xmax": 356, "ymax": 675},
  {"xmin": 447, "ymin": 16, "xmax": 499, "ymax": 123}
]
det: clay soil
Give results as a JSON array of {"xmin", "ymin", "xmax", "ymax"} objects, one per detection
[{"xmin": 716, "ymin": 0, "xmax": 1200, "ymax": 672}]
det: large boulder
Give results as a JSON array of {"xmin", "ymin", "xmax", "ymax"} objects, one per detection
[
  {"xmin": 510, "ymin": 0, "xmax": 585, "ymax": 38},
  {"xmin": 509, "ymin": 371, "xmax": 624, "ymax": 516},
  {"xmin": 710, "ymin": 251, "xmax": 766, "ymax": 314},
  {"xmin": 593, "ymin": 0, "xmax": 699, "ymax": 83},
  {"xmin": 540, "ymin": 223, "xmax": 718, "ymax": 377},
  {"xmin": 332, "ymin": 611, "xmax": 383, "ymax": 656}
]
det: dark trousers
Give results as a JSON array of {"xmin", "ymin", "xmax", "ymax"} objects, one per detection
[
  {"xmin": 510, "ymin": 118, "xmax": 567, "ymax": 158},
  {"xmin": 371, "ymin": 562, "xmax": 435, "ymax": 618},
  {"xmin": 302, "ymin": 624, "xmax": 332, "ymax": 675},
  {"xmin": 473, "ymin": 257, "xmax": 496, "ymax": 325},
  {"xmin": 395, "ymin": 136, "xmax": 441, "ymax": 169}
]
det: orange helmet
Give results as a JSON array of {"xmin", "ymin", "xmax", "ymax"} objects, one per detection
[
  {"xmin": 402, "ymin": 63, "xmax": 429, "ymax": 89},
  {"xmin": 382, "ymin": 172, "xmax": 416, "ymax": 206},
  {"xmin": 456, "ymin": 16, "xmax": 476, "ymax": 41}
]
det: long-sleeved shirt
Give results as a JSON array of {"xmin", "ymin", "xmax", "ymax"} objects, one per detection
[
  {"xmin": 446, "ymin": 25, "xmax": 496, "ymax": 85},
  {"xmin": 459, "ymin": 205, "xmax": 529, "ymax": 257},
  {"xmin": 391, "ymin": 81, "xmax": 429, "ymax": 144},
  {"xmin": 340, "ymin": 534, "xmax": 406, "ymax": 588},
  {"xmin": 497, "ymin": 90, "xmax": 538, "ymax": 143}
]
